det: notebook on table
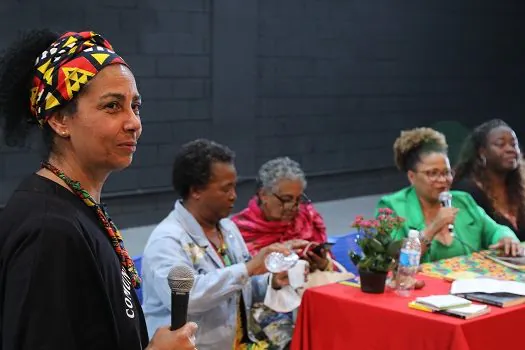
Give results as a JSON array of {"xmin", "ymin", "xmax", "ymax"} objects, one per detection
[
  {"xmin": 409, "ymin": 301, "xmax": 490, "ymax": 320},
  {"xmin": 437, "ymin": 304, "xmax": 490, "ymax": 319},
  {"xmin": 450, "ymin": 278, "xmax": 525, "ymax": 295},
  {"xmin": 454, "ymin": 292, "xmax": 525, "ymax": 308},
  {"xmin": 415, "ymin": 295, "xmax": 472, "ymax": 310},
  {"xmin": 450, "ymin": 278, "xmax": 525, "ymax": 308}
]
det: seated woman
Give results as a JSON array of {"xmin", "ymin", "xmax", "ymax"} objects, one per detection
[
  {"xmin": 232, "ymin": 157, "xmax": 334, "ymax": 349},
  {"xmin": 141, "ymin": 140, "xmax": 305, "ymax": 350},
  {"xmin": 232, "ymin": 157, "xmax": 331, "ymax": 271},
  {"xmin": 452, "ymin": 119, "xmax": 525, "ymax": 241},
  {"xmin": 376, "ymin": 127, "xmax": 521, "ymax": 262}
]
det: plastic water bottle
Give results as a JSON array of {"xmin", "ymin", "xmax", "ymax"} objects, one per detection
[
  {"xmin": 395, "ymin": 229, "xmax": 421, "ymax": 297},
  {"xmin": 264, "ymin": 251, "xmax": 299, "ymax": 273}
]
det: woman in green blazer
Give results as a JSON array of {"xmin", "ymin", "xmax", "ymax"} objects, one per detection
[{"xmin": 376, "ymin": 127, "xmax": 521, "ymax": 262}]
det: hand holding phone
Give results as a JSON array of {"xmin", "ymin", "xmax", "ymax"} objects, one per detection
[
  {"xmin": 297, "ymin": 242, "xmax": 334, "ymax": 257},
  {"xmin": 300, "ymin": 242, "xmax": 333, "ymax": 271},
  {"xmin": 311, "ymin": 242, "xmax": 335, "ymax": 257}
]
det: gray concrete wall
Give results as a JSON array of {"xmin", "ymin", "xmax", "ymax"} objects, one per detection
[{"xmin": 1, "ymin": 1, "xmax": 525, "ymax": 228}]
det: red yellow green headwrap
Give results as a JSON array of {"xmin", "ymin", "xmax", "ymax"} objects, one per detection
[{"xmin": 29, "ymin": 31, "xmax": 128, "ymax": 126}]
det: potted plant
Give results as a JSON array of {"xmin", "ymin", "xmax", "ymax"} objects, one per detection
[{"xmin": 349, "ymin": 208, "xmax": 405, "ymax": 293}]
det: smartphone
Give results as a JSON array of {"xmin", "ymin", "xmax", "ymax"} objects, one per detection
[{"xmin": 311, "ymin": 242, "xmax": 335, "ymax": 256}]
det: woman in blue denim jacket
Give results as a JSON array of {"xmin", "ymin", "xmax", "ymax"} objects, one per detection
[{"xmin": 142, "ymin": 139, "xmax": 304, "ymax": 350}]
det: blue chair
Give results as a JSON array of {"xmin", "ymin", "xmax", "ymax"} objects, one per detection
[
  {"xmin": 330, "ymin": 232, "xmax": 362, "ymax": 275},
  {"xmin": 133, "ymin": 256, "xmax": 143, "ymax": 305}
]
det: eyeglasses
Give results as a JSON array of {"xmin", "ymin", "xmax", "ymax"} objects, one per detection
[
  {"xmin": 417, "ymin": 169, "xmax": 455, "ymax": 182},
  {"xmin": 272, "ymin": 193, "xmax": 311, "ymax": 210}
]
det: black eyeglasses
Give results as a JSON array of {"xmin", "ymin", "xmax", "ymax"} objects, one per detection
[{"xmin": 272, "ymin": 193, "xmax": 311, "ymax": 210}]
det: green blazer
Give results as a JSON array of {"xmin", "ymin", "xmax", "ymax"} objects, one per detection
[{"xmin": 376, "ymin": 186, "xmax": 518, "ymax": 262}]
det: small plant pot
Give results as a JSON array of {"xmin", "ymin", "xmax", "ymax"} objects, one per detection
[{"xmin": 359, "ymin": 268, "xmax": 388, "ymax": 294}]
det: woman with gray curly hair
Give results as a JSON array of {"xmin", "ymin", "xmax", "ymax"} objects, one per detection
[
  {"xmin": 231, "ymin": 157, "xmax": 331, "ymax": 349},
  {"xmin": 232, "ymin": 157, "xmax": 330, "ymax": 270}
]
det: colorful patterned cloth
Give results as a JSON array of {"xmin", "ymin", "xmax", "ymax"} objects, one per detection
[
  {"xmin": 30, "ymin": 31, "xmax": 127, "ymax": 126},
  {"xmin": 420, "ymin": 251, "xmax": 525, "ymax": 283},
  {"xmin": 41, "ymin": 161, "xmax": 141, "ymax": 288},
  {"xmin": 250, "ymin": 304, "xmax": 293, "ymax": 350},
  {"xmin": 234, "ymin": 305, "xmax": 270, "ymax": 350}
]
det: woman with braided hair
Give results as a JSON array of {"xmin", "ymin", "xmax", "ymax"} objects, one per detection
[
  {"xmin": 375, "ymin": 127, "xmax": 520, "ymax": 262},
  {"xmin": 0, "ymin": 30, "xmax": 196, "ymax": 350},
  {"xmin": 453, "ymin": 119, "xmax": 525, "ymax": 241}
]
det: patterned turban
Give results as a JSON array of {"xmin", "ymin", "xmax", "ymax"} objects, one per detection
[{"xmin": 29, "ymin": 31, "xmax": 128, "ymax": 126}]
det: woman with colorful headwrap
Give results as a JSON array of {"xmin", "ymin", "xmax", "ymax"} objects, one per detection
[{"xmin": 0, "ymin": 30, "xmax": 196, "ymax": 350}]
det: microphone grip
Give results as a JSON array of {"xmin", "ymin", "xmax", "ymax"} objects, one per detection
[
  {"xmin": 440, "ymin": 199, "xmax": 455, "ymax": 236},
  {"xmin": 170, "ymin": 291, "xmax": 189, "ymax": 331}
]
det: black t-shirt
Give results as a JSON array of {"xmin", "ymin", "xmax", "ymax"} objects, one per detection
[
  {"xmin": 0, "ymin": 175, "xmax": 149, "ymax": 350},
  {"xmin": 453, "ymin": 178, "xmax": 525, "ymax": 241}
]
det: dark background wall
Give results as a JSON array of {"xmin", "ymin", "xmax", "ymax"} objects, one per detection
[{"xmin": 1, "ymin": 0, "xmax": 524, "ymax": 227}]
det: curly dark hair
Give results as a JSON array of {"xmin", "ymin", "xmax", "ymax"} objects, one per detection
[
  {"xmin": 453, "ymin": 119, "xmax": 525, "ymax": 220},
  {"xmin": 172, "ymin": 139, "xmax": 235, "ymax": 200},
  {"xmin": 0, "ymin": 29, "xmax": 78, "ymax": 154},
  {"xmin": 393, "ymin": 127, "xmax": 448, "ymax": 172}
]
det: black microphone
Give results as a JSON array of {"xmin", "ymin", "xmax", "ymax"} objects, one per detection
[
  {"xmin": 167, "ymin": 265, "xmax": 195, "ymax": 331},
  {"xmin": 438, "ymin": 191, "xmax": 455, "ymax": 236}
]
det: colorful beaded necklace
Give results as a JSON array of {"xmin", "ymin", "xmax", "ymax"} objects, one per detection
[{"xmin": 41, "ymin": 161, "xmax": 141, "ymax": 288}]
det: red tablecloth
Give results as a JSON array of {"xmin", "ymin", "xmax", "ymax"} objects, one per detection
[{"xmin": 291, "ymin": 274, "xmax": 525, "ymax": 350}]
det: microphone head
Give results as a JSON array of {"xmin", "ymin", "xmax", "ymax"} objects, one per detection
[
  {"xmin": 438, "ymin": 191, "xmax": 452, "ymax": 202},
  {"xmin": 167, "ymin": 265, "xmax": 195, "ymax": 293},
  {"xmin": 439, "ymin": 191, "xmax": 453, "ymax": 207}
]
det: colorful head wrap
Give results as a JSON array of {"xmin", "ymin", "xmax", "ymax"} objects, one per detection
[{"xmin": 30, "ymin": 31, "xmax": 128, "ymax": 126}]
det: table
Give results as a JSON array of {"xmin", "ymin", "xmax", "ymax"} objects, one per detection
[
  {"xmin": 420, "ymin": 251, "xmax": 525, "ymax": 282},
  {"xmin": 291, "ymin": 273, "xmax": 525, "ymax": 350}
]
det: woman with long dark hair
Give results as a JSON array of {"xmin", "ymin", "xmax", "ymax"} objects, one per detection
[{"xmin": 453, "ymin": 119, "xmax": 525, "ymax": 241}]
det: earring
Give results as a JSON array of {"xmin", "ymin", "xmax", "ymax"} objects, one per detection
[{"xmin": 480, "ymin": 155, "xmax": 487, "ymax": 167}]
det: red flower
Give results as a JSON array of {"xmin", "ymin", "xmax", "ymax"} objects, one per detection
[
  {"xmin": 352, "ymin": 215, "xmax": 364, "ymax": 226},
  {"xmin": 378, "ymin": 208, "xmax": 393, "ymax": 215},
  {"xmin": 351, "ymin": 209, "xmax": 404, "ymax": 235}
]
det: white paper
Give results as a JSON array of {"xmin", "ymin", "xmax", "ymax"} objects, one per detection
[
  {"xmin": 450, "ymin": 278, "xmax": 525, "ymax": 296},
  {"xmin": 415, "ymin": 295, "xmax": 471, "ymax": 309}
]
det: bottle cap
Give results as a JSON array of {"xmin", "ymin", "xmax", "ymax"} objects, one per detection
[{"xmin": 408, "ymin": 229, "xmax": 419, "ymax": 239}]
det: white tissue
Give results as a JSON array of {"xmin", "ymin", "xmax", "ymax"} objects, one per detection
[{"xmin": 263, "ymin": 276, "xmax": 302, "ymax": 313}]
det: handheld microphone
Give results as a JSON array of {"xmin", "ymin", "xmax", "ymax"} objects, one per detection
[
  {"xmin": 438, "ymin": 191, "xmax": 455, "ymax": 236},
  {"xmin": 167, "ymin": 265, "xmax": 195, "ymax": 331}
]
